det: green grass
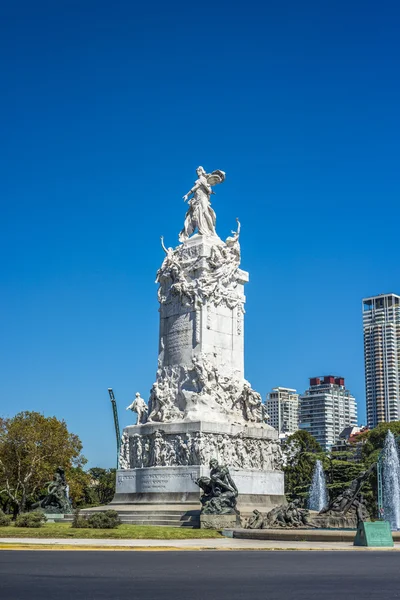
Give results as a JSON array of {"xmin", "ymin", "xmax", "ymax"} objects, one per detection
[{"xmin": 0, "ymin": 522, "xmax": 222, "ymax": 540}]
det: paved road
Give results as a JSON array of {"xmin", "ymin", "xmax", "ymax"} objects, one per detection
[{"xmin": 1, "ymin": 551, "xmax": 399, "ymax": 599}]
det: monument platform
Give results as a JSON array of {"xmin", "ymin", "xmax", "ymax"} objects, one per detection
[{"xmin": 114, "ymin": 420, "xmax": 285, "ymax": 515}]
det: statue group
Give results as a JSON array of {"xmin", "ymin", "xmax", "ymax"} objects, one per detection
[{"xmin": 246, "ymin": 467, "xmax": 374, "ymax": 530}]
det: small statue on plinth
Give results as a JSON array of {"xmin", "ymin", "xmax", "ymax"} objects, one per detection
[
  {"xmin": 126, "ymin": 392, "xmax": 148, "ymax": 424},
  {"xmin": 32, "ymin": 466, "xmax": 72, "ymax": 514},
  {"xmin": 195, "ymin": 459, "xmax": 239, "ymax": 515}
]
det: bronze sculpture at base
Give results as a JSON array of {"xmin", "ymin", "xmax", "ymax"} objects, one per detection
[
  {"xmin": 31, "ymin": 467, "xmax": 72, "ymax": 514},
  {"xmin": 246, "ymin": 466, "xmax": 374, "ymax": 530},
  {"xmin": 195, "ymin": 459, "xmax": 239, "ymax": 516}
]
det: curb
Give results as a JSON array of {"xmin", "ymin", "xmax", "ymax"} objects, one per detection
[{"xmin": 1, "ymin": 542, "xmax": 400, "ymax": 552}]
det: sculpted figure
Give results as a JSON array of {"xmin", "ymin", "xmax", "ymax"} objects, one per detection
[
  {"xmin": 225, "ymin": 218, "xmax": 241, "ymax": 253},
  {"xmin": 246, "ymin": 509, "xmax": 265, "ymax": 529},
  {"xmin": 195, "ymin": 459, "xmax": 239, "ymax": 515},
  {"xmin": 142, "ymin": 437, "xmax": 151, "ymax": 467},
  {"xmin": 234, "ymin": 382, "xmax": 263, "ymax": 422},
  {"xmin": 150, "ymin": 430, "xmax": 163, "ymax": 466},
  {"xmin": 192, "ymin": 354, "xmax": 209, "ymax": 391},
  {"xmin": 126, "ymin": 392, "xmax": 148, "ymax": 424},
  {"xmin": 190, "ymin": 432, "xmax": 201, "ymax": 464},
  {"xmin": 156, "ymin": 236, "xmax": 181, "ymax": 284},
  {"xmin": 179, "ymin": 166, "xmax": 225, "ymax": 242},
  {"xmin": 263, "ymin": 500, "xmax": 310, "ymax": 528},
  {"xmin": 32, "ymin": 467, "xmax": 72, "ymax": 514},
  {"xmin": 319, "ymin": 465, "xmax": 374, "ymax": 518},
  {"xmin": 175, "ymin": 435, "xmax": 190, "ymax": 466},
  {"xmin": 147, "ymin": 382, "xmax": 166, "ymax": 422},
  {"xmin": 160, "ymin": 437, "xmax": 175, "ymax": 466}
]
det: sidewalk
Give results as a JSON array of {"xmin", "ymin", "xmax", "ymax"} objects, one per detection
[{"xmin": 1, "ymin": 537, "xmax": 399, "ymax": 551}]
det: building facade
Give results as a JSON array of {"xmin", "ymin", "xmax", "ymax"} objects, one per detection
[
  {"xmin": 363, "ymin": 293, "xmax": 400, "ymax": 429},
  {"xmin": 266, "ymin": 387, "xmax": 299, "ymax": 437},
  {"xmin": 299, "ymin": 376, "xmax": 358, "ymax": 450}
]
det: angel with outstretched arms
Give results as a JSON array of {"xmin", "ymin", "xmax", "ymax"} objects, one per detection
[{"xmin": 179, "ymin": 166, "xmax": 225, "ymax": 242}]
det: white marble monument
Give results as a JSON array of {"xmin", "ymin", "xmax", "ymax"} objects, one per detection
[{"xmin": 113, "ymin": 166, "xmax": 285, "ymax": 512}]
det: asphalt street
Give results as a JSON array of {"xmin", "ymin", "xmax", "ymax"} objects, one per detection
[{"xmin": 1, "ymin": 551, "xmax": 399, "ymax": 600}]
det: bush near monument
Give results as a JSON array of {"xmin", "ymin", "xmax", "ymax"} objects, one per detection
[
  {"xmin": 71, "ymin": 509, "xmax": 121, "ymax": 529},
  {"xmin": 15, "ymin": 511, "xmax": 47, "ymax": 528},
  {"xmin": 0, "ymin": 510, "xmax": 11, "ymax": 526}
]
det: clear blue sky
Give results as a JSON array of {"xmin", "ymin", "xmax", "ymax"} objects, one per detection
[{"xmin": 1, "ymin": 0, "xmax": 399, "ymax": 467}]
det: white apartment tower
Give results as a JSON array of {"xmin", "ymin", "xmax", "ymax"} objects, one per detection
[
  {"xmin": 299, "ymin": 376, "xmax": 357, "ymax": 450},
  {"xmin": 266, "ymin": 387, "xmax": 299, "ymax": 436},
  {"xmin": 363, "ymin": 293, "xmax": 400, "ymax": 428}
]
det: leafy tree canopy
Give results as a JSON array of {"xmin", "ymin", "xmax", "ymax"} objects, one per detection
[
  {"xmin": 0, "ymin": 411, "xmax": 86, "ymax": 514},
  {"xmin": 361, "ymin": 421, "xmax": 400, "ymax": 463}
]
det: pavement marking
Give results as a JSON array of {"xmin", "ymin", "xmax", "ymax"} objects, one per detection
[{"xmin": 1, "ymin": 543, "xmax": 400, "ymax": 552}]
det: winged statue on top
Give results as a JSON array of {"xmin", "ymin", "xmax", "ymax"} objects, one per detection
[{"xmin": 179, "ymin": 166, "xmax": 226, "ymax": 242}]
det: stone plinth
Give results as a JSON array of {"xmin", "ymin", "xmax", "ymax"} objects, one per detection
[
  {"xmin": 310, "ymin": 514, "xmax": 358, "ymax": 529},
  {"xmin": 113, "ymin": 465, "xmax": 284, "ymax": 512},
  {"xmin": 200, "ymin": 513, "xmax": 241, "ymax": 529}
]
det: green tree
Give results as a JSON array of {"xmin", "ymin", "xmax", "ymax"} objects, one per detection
[
  {"xmin": 0, "ymin": 411, "xmax": 86, "ymax": 514},
  {"xmin": 88, "ymin": 468, "xmax": 116, "ymax": 505},
  {"xmin": 283, "ymin": 430, "xmax": 324, "ymax": 501},
  {"xmin": 361, "ymin": 421, "xmax": 400, "ymax": 465},
  {"xmin": 67, "ymin": 467, "xmax": 94, "ymax": 507}
]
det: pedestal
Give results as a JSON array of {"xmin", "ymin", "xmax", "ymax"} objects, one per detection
[
  {"xmin": 200, "ymin": 513, "xmax": 241, "ymax": 529},
  {"xmin": 114, "ymin": 420, "xmax": 285, "ymax": 513}
]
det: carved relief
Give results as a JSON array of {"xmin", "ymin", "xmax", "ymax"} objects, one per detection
[
  {"xmin": 157, "ymin": 219, "xmax": 243, "ymax": 311},
  {"xmin": 119, "ymin": 432, "xmax": 130, "ymax": 470},
  {"xmin": 121, "ymin": 430, "xmax": 283, "ymax": 471}
]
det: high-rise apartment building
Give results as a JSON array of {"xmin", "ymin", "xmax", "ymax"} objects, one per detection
[
  {"xmin": 299, "ymin": 376, "xmax": 357, "ymax": 450},
  {"xmin": 266, "ymin": 387, "xmax": 299, "ymax": 436},
  {"xmin": 362, "ymin": 293, "xmax": 400, "ymax": 428}
]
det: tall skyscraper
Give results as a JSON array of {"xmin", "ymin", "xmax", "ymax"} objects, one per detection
[
  {"xmin": 362, "ymin": 293, "xmax": 400, "ymax": 428},
  {"xmin": 299, "ymin": 376, "xmax": 357, "ymax": 450},
  {"xmin": 266, "ymin": 387, "xmax": 299, "ymax": 436}
]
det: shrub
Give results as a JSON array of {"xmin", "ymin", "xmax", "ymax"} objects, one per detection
[
  {"xmin": 70, "ymin": 509, "xmax": 120, "ymax": 529},
  {"xmin": 0, "ymin": 510, "xmax": 12, "ymax": 526},
  {"xmin": 87, "ymin": 510, "xmax": 121, "ymax": 529},
  {"xmin": 15, "ymin": 511, "xmax": 47, "ymax": 528},
  {"xmin": 71, "ymin": 508, "xmax": 89, "ymax": 529}
]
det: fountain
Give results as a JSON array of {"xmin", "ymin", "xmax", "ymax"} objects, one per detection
[
  {"xmin": 308, "ymin": 460, "xmax": 328, "ymax": 511},
  {"xmin": 382, "ymin": 430, "xmax": 400, "ymax": 530}
]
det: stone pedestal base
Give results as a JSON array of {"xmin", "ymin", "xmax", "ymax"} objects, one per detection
[
  {"xmin": 311, "ymin": 514, "xmax": 358, "ymax": 529},
  {"xmin": 114, "ymin": 420, "xmax": 285, "ymax": 516},
  {"xmin": 113, "ymin": 465, "xmax": 284, "ymax": 514},
  {"xmin": 43, "ymin": 513, "xmax": 65, "ymax": 522},
  {"xmin": 200, "ymin": 513, "xmax": 241, "ymax": 529}
]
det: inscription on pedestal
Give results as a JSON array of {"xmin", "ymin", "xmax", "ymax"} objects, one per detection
[
  {"xmin": 117, "ymin": 468, "xmax": 200, "ymax": 494},
  {"xmin": 166, "ymin": 313, "xmax": 193, "ymax": 364}
]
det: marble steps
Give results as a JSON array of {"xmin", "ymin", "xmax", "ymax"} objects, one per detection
[{"xmin": 60, "ymin": 509, "xmax": 200, "ymax": 528}]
